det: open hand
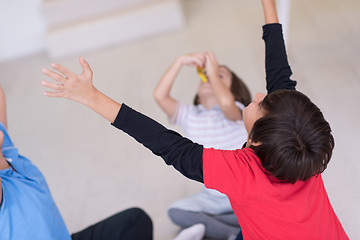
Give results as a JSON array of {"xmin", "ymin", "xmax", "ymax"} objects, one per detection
[
  {"xmin": 203, "ymin": 51, "xmax": 220, "ymax": 82},
  {"xmin": 41, "ymin": 57, "xmax": 97, "ymax": 106}
]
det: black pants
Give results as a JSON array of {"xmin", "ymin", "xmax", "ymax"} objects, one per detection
[{"xmin": 71, "ymin": 207, "xmax": 153, "ymax": 240}]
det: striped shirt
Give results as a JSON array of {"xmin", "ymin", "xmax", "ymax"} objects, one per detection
[{"xmin": 171, "ymin": 101, "xmax": 248, "ymax": 150}]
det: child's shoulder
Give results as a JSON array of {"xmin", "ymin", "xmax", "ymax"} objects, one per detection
[
  {"xmin": 235, "ymin": 147, "xmax": 258, "ymax": 159},
  {"xmin": 231, "ymin": 148, "xmax": 265, "ymax": 170}
]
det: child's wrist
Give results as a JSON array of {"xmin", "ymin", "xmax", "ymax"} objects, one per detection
[
  {"xmin": 84, "ymin": 87, "xmax": 101, "ymax": 109},
  {"xmin": 176, "ymin": 56, "xmax": 185, "ymax": 66}
]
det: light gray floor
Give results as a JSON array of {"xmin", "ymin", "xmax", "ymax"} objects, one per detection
[{"xmin": 1, "ymin": 0, "xmax": 360, "ymax": 239}]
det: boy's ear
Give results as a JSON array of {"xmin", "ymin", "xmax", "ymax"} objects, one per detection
[
  {"xmin": 251, "ymin": 141, "xmax": 262, "ymax": 146},
  {"xmin": 246, "ymin": 139, "xmax": 262, "ymax": 147}
]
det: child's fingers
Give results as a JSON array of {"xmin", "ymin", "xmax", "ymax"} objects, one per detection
[
  {"xmin": 192, "ymin": 55, "xmax": 205, "ymax": 67},
  {"xmin": 204, "ymin": 51, "xmax": 215, "ymax": 57},
  {"xmin": 51, "ymin": 63, "xmax": 74, "ymax": 79},
  {"xmin": 79, "ymin": 57, "xmax": 92, "ymax": 77},
  {"xmin": 199, "ymin": 53, "xmax": 206, "ymax": 62},
  {"xmin": 41, "ymin": 80, "xmax": 64, "ymax": 91},
  {"xmin": 204, "ymin": 52, "xmax": 218, "ymax": 67},
  {"xmin": 42, "ymin": 68, "xmax": 66, "ymax": 83},
  {"xmin": 193, "ymin": 59, "xmax": 203, "ymax": 67},
  {"xmin": 204, "ymin": 51, "xmax": 217, "ymax": 63},
  {"xmin": 186, "ymin": 58, "xmax": 203, "ymax": 68},
  {"xmin": 43, "ymin": 91, "xmax": 63, "ymax": 98},
  {"xmin": 184, "ymin": 53, "xmax": 204, "ymax": 66},
  {"xmin": 204, "ymin": 52, "xmax": 212, "ymax": 61},
  {"xmin": 204, "ymin": 54, "xmax": 212, "ymax": 66}
]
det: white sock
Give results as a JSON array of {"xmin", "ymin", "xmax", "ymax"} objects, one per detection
[{"xmin": 173, "ymin": 223, "xmax": 206, "ymax": 240}]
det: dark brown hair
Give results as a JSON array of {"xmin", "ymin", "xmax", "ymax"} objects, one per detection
[
  {"xmin": 193, "ymin": 66, "xmax": 251, "ymax": 106},
  {"xmin": 249, "ymin": 90, "xmax": 334, "ymax": 183}
]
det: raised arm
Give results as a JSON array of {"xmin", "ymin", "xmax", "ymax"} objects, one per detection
[
  {"xmin": 261, "ymin": 0, "xmax": 296, "ymax": 93},
  {"xmin": 112, "ymin": 104, "xmax": 203, "ymax": 182},
  {"xmin": 204, "ymin": 52, "xmax": 243, "ymax": 121},
  {"xmin": 153, "ymin": 53, "xmax": 205, "ymax": 118},
  {"xmin": 262, "ymin": 0, "xmax": 279, "ymax": 24},
  {"xmin": 41, "ymin": 58, "xmax": 204, "ymax": 182}
]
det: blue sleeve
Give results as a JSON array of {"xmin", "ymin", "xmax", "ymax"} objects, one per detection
[
  {"xmin": 262, "ymin": 23, "xmax": 297, "ymax": 93},
  {"xmin": 111, "ymin": 104, "xmax": 204, "ymax": 183}
]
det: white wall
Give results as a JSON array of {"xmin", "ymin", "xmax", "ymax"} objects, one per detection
[
  {"xmin": 0, "ymin": 0, "xmax": 45, "ymax": 61},
  {"xmin": 277, "ymin": 0, "xmax": 291, "ymax": 43},
  {"xmin": 0, "ymin": 0, "xmax": 184, "ymax": 61}
]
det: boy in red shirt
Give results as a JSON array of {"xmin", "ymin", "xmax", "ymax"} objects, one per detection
[{"xmin": 41, "ymin": 0, "xmax": 349, "ymax": 239}]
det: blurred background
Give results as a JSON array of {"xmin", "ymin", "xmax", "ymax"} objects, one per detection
[{"xmin": 0, "ymin": 0, "xmax": 359, "ymax": 239}]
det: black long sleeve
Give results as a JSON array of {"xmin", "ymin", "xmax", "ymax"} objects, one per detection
[
  {"xmin": 109, "ymin": 25, "xmax": 295, "ymax": 185},
  {"xmin": 262, "ymin": 24, "xmax": 297, "ymax": 93},
  {"xmin": 111, "ymin": 104, "xmax": 204, "ymax": 183}
]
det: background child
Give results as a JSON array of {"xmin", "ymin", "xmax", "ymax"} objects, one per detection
[
  {"xmin": 153, "ymin": 52, "xmax": 251, "ymax": 239},
  {"xmin": 41, "ymin": 0, "xmax": 349, "ymax": 238}
]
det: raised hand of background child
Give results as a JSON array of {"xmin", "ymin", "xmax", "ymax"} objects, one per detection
[
  {"xmin": 178, "ymin": 53, "xmax": 205, "ymax": 68},
  {"xmin": 203, "ymin": 51, "xmax": 220, "ymax": 82}
]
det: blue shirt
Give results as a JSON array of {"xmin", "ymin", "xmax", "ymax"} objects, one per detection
[{"xmin": 0, "ymin": 123, "xmax": 71, "ymax": 240}]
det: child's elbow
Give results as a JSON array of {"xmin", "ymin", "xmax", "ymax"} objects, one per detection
[{"xmin": 153, "ymin": 89, "xmax": 162, "ymax": 102}]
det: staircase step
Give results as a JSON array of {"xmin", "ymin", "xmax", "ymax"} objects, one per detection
[
  {"xmin": 44, "ymin": 0, "xmax": 185, "ymax": 60},
  {"xmin": 43, "ymin": 0, "xmax": 157, "ymax": 29}
]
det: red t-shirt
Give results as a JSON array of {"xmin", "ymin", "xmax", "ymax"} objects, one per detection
[{"xmin": 203, "ymin": 147, "xmax": 348, "ymax": 239}]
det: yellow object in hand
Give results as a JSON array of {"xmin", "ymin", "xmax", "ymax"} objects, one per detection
[{"xmin": 197, "ymin": 66, "xmax": 208, "ymax": 83}]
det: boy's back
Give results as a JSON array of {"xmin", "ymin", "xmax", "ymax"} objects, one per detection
[{"xmin": 204, "ymin": 147, "xmax": 348, "ymax": 239}]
